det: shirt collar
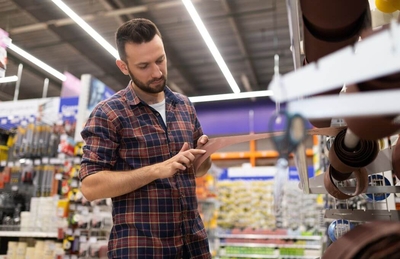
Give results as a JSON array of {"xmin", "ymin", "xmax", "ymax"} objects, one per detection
[{"xmin": 125, "ymin": 81, "xmax": 183, "ymax": 107}]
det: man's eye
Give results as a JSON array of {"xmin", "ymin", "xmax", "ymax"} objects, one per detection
[{"xmin": 139, "ymin": 65, "xmax": 147, "ymax": 69}]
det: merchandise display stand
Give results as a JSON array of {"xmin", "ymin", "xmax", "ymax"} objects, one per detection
[
  {"xmin": 278, "ymin": 15, "xmax": 400, "ymax": 219},
  {"xmin": 216, "ymin": 234, "xmax": 322, "ymax": 259},
  {"xmin": 209, "ymin": 166, "xmax": 324, "ymax": 259},
  {"xmin": 267, "ymin": 1, "xmax": 400, "ymax": 258},
  {"xmin": 0, "ymin": 73, "xmax": 116, "ymax": 257},
  {"xmin": 269, "ymin": 20, "xmax": 400, "ymax": 103},
  {"xmin": 0, "ymin": 229, "xmax": 58, "ymax": 238}
]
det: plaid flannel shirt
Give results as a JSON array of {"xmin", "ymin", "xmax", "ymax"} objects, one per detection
[{"xmin": 80, "ymin": 84, "xmax": 211, "ymax": 259}]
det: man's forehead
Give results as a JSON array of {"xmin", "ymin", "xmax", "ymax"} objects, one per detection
[{"xmin": 125, "ymin": 37, "xmax": 165, "ymax": 63}]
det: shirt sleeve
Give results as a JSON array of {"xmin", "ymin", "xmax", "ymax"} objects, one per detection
[
  {"xmin": 188, "ymin": 99, "xmax": 203, "ymax": 148},
  {"xmin": 79, "ymin": 104, "xmax": 119, "ymax": 181}
]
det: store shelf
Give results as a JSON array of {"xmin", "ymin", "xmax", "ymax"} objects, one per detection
[
  {"xmin": 198, "ymin": 198, "xmax": 217, "ymax": 203},
  {"xmin": 217, "ymin": 234, "xmax": 322, "ymax": 241},
  {"xmin": 217, "ymin": 254, "xmax": 319, "ymax": 259},
  {"xmin": 220, "ymin": 254, "xmax": 277, "ymax": 258},
  {"xmin": 218, "ymin": 253, "xmax": 319, "ymax": 259},
  {"xmin": 0, "ymin": 156, "xmax": 81, "ymax": 167},
  {"xmin": 0, "ymin": 231, "xmax": 58, "ymax": 238},
  {"xmin": 216, "ymin": 233, "xmax": 323, "ymax": 259},
  {"xmin": 220, "ymin": 243, "xmax": 321, "ymax": 250},
  {"xmin": 218, "ymin": 251, "xmax": 279, "ymax": 258},
  {"xmin": 279, "ymin": 257, "xmax": 319, "ymax": 259},
  {"xmin": 211, "ymin": 149, "xmax": 313, "ymax": 160}
]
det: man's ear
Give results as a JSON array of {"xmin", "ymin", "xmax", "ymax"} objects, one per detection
[{"xmin": 116, "ymin": 60, "xmax": 129, "ymax": 75}]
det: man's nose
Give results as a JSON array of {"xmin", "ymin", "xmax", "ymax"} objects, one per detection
[{"xmin": 151, "ymin": 65, "xmax": 163, "ymax": 78}]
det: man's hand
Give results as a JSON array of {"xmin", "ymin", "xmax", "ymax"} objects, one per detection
[
  {"xmin": 195, "ymin": 135, "xmax": 212, "ymax": 177},
  {"xmin": 156, "ymin": 142, "xmax": 206, "ymax": 179},
  {"xmin": 196, "ymin": 135, "xmax": 209, "ymax": 149}
]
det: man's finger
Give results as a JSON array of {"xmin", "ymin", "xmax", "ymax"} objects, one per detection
[
  {"xmin": 180, "ymin": 142, "xmax": 189, "ymax": 152},
  {"xmin": 190, "ymin": 149, "xmax": 206, "ymax": 155},
  {"xmin": 198, "ymin": 135, "xmax": 208, "ymax": 145}
]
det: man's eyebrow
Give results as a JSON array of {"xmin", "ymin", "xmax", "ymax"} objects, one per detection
[
  {"xmin": 156, "ymin": 54, "xmax": 165, "ymax": 60},
  {"xmin": 135, "ymin": 61, "xmax": 148, "ymax": 66},
  {"xmin": 135, "ymin": 55, "xmax": 165, "ymax": 66}
]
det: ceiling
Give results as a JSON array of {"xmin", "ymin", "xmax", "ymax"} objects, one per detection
[{"xmin": 0, "ymin": 0, "xmax": 296, "ymax": 102}]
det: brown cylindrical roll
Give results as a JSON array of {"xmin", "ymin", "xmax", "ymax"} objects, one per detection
[
  {"xmin": 392, "ymin": 136, "xmax": 400, "ymax": 179},
  {"xmin": 357, "ymin": 236, "xmax": 400, "ymax": 259},
  {"xmin": 343, "ymin": 19, "xmax": 400, "ymax": 139},
  {"xmin": 329, "ymin": 129, "xmax": 379, "ymax": 174},
  {"xmin": 300, "ymin": 0, "xmax": 370, "ymax": 62},
  {"xmin": 330, "ymin": 166, "xmax": 353, "ymax": 181},
  {"xmin": 322, "ymin": 221, "xmax": 400, "ymax": 259},
  {"xmin": 344, "ymin": 84, "xmax": 400, "ymax": 140},
  {"xmin": 300, "ymin": 0, "xmax": 371, "ymax": 128},
  {"xmin": 302, "ymin": 23, "xmax": 360, "ymax": 64},
  {"xmin": 300, "ymin": 0, "xmax": 368, "ymax": 34},
  {"xmin": 357, "ymin": 73, "xmax": 400, "ymax": 91},
  {"xmin": 324, "ymin": 165, "xmax": 368, "ymax": 200}
]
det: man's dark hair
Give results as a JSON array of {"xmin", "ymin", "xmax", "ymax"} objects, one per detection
[{"xmin": 116, "ymin": 18, "xmax": 162, "ymax": 62}]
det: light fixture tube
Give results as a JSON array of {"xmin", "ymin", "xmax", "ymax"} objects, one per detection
[
  {"xmin": 182, "ymin": 0, "xmax": 241, "ymax": 94},
  {"xmin": 189, "ymin": 90, "xmax": 273, "ymax": 103},
  {"xmin": 51, "ymin": 0, "xmax": 120, "ymax": 60},
  {"xmin": 8, "ymin": 43, "xmax": 66, "ymax": 82},
  {"xmin": 0, "ymin": 75, "xmax": 18, "ymax": 84}
]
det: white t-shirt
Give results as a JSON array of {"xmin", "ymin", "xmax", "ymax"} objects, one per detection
[{"xmin": 149, "ymin": 99, "xmax": 166, "ymax": 125}]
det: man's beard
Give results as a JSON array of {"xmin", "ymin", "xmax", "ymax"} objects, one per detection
[{"xmin": 128, "ymin": 69, "xmax": 166, "ymax": 94}]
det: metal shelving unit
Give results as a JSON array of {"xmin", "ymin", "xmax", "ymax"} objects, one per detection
[
  {"xmin": 218, "ymin": 252, "xmax": 279, "ymax": 259},
  {"xmin": 0, "ymin": 230, "xmax": 57, "ymax": 238},
  {"xmin": 217, "ymin": 234, "xmax": 322, "ymax": 241},
  {"xmin": 215, "ymin": 233, "xmax": 323, "ymax": 259},
  {"xmin": 220, "ymin": 243, "xmax": 322, "ymax": 250}
]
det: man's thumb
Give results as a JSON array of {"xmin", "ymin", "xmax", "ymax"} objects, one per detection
[{"xmin": 180, "ymin": 142, "xmax": 189, "ymax": 152}]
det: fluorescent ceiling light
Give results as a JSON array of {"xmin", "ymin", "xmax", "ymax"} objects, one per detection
[
  {"xmin": 189, "ymin": 90, "xmax": 273, "ymax": 103},
  {"xmin": 182, "ymin": 0, "xmax": 241, "ymax": 94},
  {"xmin": 51, "ymin": 0, "xmax": 119, "ymax": 60},
  {"xmin": 52, "ymin": 0, "xmax": 248, "ymax": 97},
  {"xmin": 0, "ymin": 75, "xmax": 18, "ymax": 84},
  {"xmin": 8, "ymin": 43, "xmax": 66, "ymax": 82}
]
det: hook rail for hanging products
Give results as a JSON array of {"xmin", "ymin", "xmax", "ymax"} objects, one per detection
[{"xmin": 269, "ymin": 19, "xmax": 400, "ymax": 104}]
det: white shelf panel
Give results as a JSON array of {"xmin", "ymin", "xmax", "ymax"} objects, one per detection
[
  {"xmin": 0, "ymin": 231, "xmax": 58, "ymax": 238},
  {"xmin": 219, "ymin": 254, "xmax": 319, "ymax": 259},
  {"xmin": 279, "ymin": 257, "xmax": 319, "ymax": 259},
  {"xmin": 220, "ymin": 242, "xmax": 321, "ymax": 250},
  {"xmin": 220, "ymin": 253, "xmax": 278, "ymax": 258},
  {"xmin": 217, "ymin": 234, "xmax": 322, "ymax": 241}
]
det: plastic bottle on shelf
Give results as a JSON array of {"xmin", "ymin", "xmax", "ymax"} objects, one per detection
[
  {"xmin": 62, "ymin": 229, "xmax": 73, "ymax": 255},
  {"xmin": 24, "ymin": 247, "xmax": 35, "ymax": 259},
  {"xmin": 78, "ymin": 236, "xmax": 89, "ymax": 258},
  {"xmin": 53, "ymin": 242, "xmax": 65, "ymax": 259},
  {"xmin": 71, "ymin": 229, "xmax": 80, "ymax": 255},
  {"xmin": 33, "ymin": 240, "xmax": 44, "ymax": 259},
  {"xmin": 6, "ymin": 241, "xmax": 17, "ymax": 259},
  {"xmin": 15, "ymin": 241, "xmax": 27, "ymax": 259}
]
